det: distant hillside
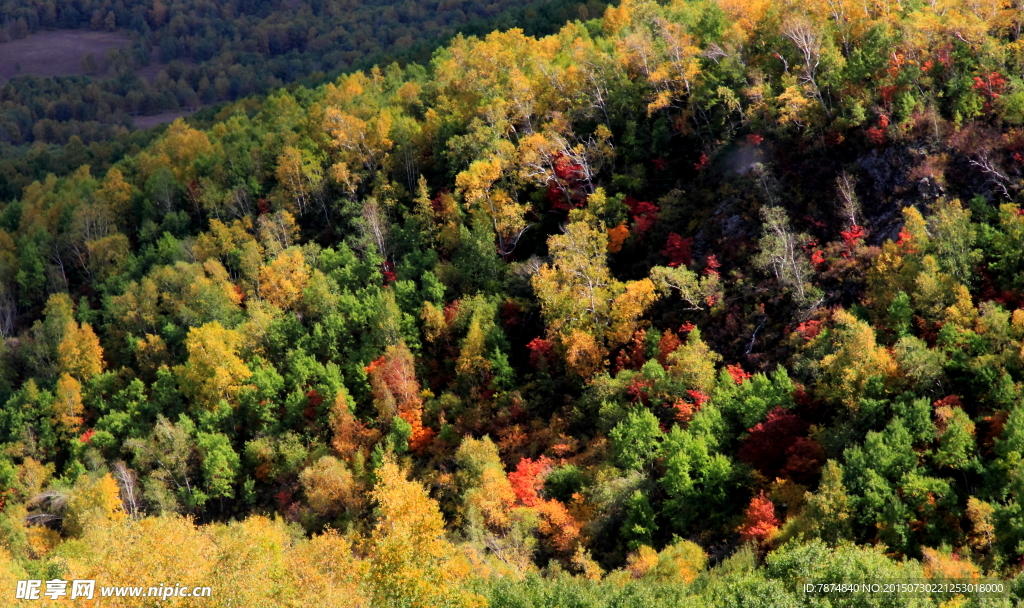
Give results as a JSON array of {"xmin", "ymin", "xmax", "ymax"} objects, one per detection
[
  {"xmin": 0, "ymin": 0, "xmax": 608, "ymax": 145},
  {"xmin": 0, "ymin": 0, "xmax": 607, "ymax": 202}
]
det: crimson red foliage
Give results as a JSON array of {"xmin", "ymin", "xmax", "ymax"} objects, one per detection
[
  {"xmin": 614, "ymin": 330, "xmax": 648, "ymax": 374},
  {"xmin": 527, "ymin": 338, "xmax": 556, "ymax": 370},
  {"xmin": 429, "ymin": 191, "xmax": 447, "ymax": 214},
  {"xmin": 933, "ymin": 395, "xmax": 963, "ymax": 409},
  {"xmin": 304, "ymin": 389, "xmax": 324, "ymax": 421},
  {"xmin": 275, "ymin": 489, "xmax": 294, "ymax": 512},
  {"xmin": 627, "ymin": 377, "xmax": 653, "ymax": 404},
  {"xmin": 305, "ymin": 389, "xmax": 324, "ymax": 407},
  {"xmin": 443, "ymin": 299, "xmax": 461, "ymax": 324},
  {"xmin": 973, "ymin": 72, "xmax": 1007, "ymax": 110},
  {"xmin": 553, "ymin": 154, "xmax": 585, "ymax": 181},
  {"xmin": 746, "ymin": 134, "xmax": 764, "ymax": 146},
  {"xmin": 624, "ymin": 196, "xmax": 659, "ymax": 234},
  {"xmin": 779, "ymin": 437, "xmax": 826, "ymax": 485},
  {"xmin": 546, "ymin": 184, "xmax": 572, "ymax": 211},
  {"xmin": 686, "ymin": 389, "xmax": 709, "ymax": 406},
  {"xmin": 738, "ymin": 407, "xmax": 810, "ymax": 478},
  {"xmin": 500, "ymin": 299, "xmax": 523, "ymax": 329},
  {"xmin": 80, "ymin": 428, "xmax": 95, "ymax": 444},
  {"xmin": 662, "ymin": 233, "xmax": 693, "ymax": 268},
  {"xmin": 547, "ymin": 152, "xmax": 590, "ymax": 211}
]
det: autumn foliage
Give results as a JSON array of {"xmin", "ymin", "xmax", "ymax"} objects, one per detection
[
  {"xmin": 366, "ymin": 342, "xmax": 435, "ymax": 453},
  {"xmin": 738, "ymin": 492, "xmax": 779, "ymax": 545},
  {"xmin": 2, "ymin": 0, "xmax": 1024, "ymax": 599}
]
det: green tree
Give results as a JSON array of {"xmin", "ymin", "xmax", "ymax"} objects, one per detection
[
  {"xmin": 610, "ymin": 408, "xmax": 664, "ymax": 471},
  {"xmin": 622, "ymin": 490, "xmax": 657, "ymax": 551},
  {"xmin": 800, "ymin": 461, "xmax": 852, "ymax": 546}
]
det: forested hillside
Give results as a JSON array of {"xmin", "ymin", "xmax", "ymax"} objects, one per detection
[
  {"xmin": 0, "ymin": 0, "xmax": 605, "ymax": 146},
  {"xmin": 4, "ymin": 0, "xmax": 1024, "ymax": 605},
  {"xmin": 0, "ymin": 0, "xmax": 606, "ymax": 205}
]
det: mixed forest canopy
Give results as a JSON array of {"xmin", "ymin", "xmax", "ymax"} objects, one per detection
[
  {"xmin": 6, "ymin": 0, "xmax": 1024, "ymax": 605},
  {"xmin": 0, "ymin": 0, "xmax": 606, "ymax": 201}
]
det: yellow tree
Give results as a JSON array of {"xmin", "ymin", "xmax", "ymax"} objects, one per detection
[
  {"xmin": 95, "ymin": 166, "xmax": 134, "ymax": 229},
  {"xmin": 86, "ymin": 233, "xmax": 131, "ymax": 282},
  {"xmin": 455, "ymin": 437, "xmax": 519, "ymax": 532},
  {"xmin": 209, "ymin": 517, "xmax": 291, "ymax": 607},
  {"xmin": 325, "ymin": 107, "xmax": 393, "ymax": 186},
  {"xmin": 57, "ymin": 320, "xmax": 105, "ymax": 381},
  {"xmin": 285, "ymin": 528, "xmax": 368, "ymax": 608},
  {"xmin": 275, "ymin": 146, "xmax": 325, "ymax": 217},
  {"xmin": 532, "ymin": 194, "xmax": 660, "ymax": 376},
  {"xmin": 258, "ymin": 248, "xmax": 310, "ymax": 310},
  {"xmin": 563, "ymin": 329, "xmax": 604, "ymax": 378},
  {"xmin": 367, "ymin": 456, "xmax": 483, "ymax": 608},
  {"xmin": 63, "ymin": 473, "xmax": 126, "ymax": 537},
  {"xmin": 608, "ymin": 278, "xmax": 658, "ymax": 346},
  {"xmin": 175, "ymin": 321, "xmax": 252, "ymax": 409},
  {"xmin": 68, "ymin": 515, "xmax": 216, "ymax": 608},
  {"xmin": 666, "ymin": 328, "xmax": 721, "ymax": 395},
  {"xmin": 138, "ymin": 118, "xmax": 213, "ymax": 185},
  {"xmin": 532, "ymin": 209, "xmax": 617, "ymax": 340},
  {"xmin": 54, "ymin": 373, "xmax": 84, "ymax": 435},
  {"xmin": 455, "ymin": 151, "xmax": 528, "ymax": 258},
  {"xmin": 193, "ymin": 217, "xmax": 264, "ymax": 293},
  {"xmin": 299, "ymin": 456, "xmax": 361, "ymax": 516},
  {"xmin": 646, "ymin": 19, "xmax": 703, "ymax": 115},
  {"xmin": 816, "ymin": 309, "xmax": 897, "ymax": 407},
  {"xmin": 258, "ymin": 210, "xmax": 301, "ymax": 258},
  {"xmin": 455, "ymin": 316, "xmax": 492, "ymax": 386}
]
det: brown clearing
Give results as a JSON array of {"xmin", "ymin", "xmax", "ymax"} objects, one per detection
[
  {"xmin": 132, "ymin": 108, "xmax": 205, "ymax": 130},
  {"xmin": 0, "ymin": 30, "xmax": 133, "ymax": 85},
  {"xmin": 0, "ymin": 29, "xmax": 201, "ymax": 128}
]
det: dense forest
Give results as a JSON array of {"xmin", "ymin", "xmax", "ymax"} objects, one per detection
[
  {"xmin": 0, "ymin": 0, "xmax": 606, "ymax": 148},
  {"xmin": 4, "ymin": 0, "xmax": 1024, "ymax": 605},
  {"xmin": 0, "ymin": 0, "xmax": 607, "ymax": 207}
]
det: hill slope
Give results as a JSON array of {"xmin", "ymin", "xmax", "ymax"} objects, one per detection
[{"xmin": 1, "ymin": 0, "xmax": 1024, "ymax": 604}]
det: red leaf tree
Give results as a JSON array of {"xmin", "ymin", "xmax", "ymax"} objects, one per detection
[
  {"xmin": 738, "ymin": 407, "xmax": 809, "ymax": 479},
  {"xmin": 739, "ymin": 491, "xmax": 779, "ymax": 544},
  {"xmin": 508, "ymin": 456, "xmax": 554, "ymax": 507},
  {"xmin": 662, "ymin": 233, "xmax": 693, "ymax": 268},
  {"xmin": 366, "ymin": 342, "xmax": 435, "ymax": 453}
]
